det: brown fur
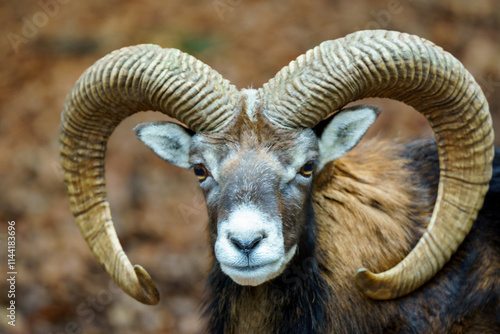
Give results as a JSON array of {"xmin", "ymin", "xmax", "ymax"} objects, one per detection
[
  {"xmin": 315, "ymin": 139, "xmax": 432, "ymax": 284},
  {"xmin": 309, "ymin": 139, "xmax": 499, "ymax": 333},
  {"xmin": 313, "ymin": 139, "xmax": 435, "ymax": 331}
]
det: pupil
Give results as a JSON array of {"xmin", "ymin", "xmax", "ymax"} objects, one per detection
[
  {"xmin": 304, "ymin": 161, "xmax": 314, "ymax": 171},
  {"xmin": 194, "ymin": 166, "xmax": 205, "ymax": 176}
]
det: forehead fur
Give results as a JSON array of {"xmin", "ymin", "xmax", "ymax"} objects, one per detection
[
  {"xmin": 201, "ymin": 96, "xmax": 317, "ymax": 156},
  {"xmin": 189, "ymin": 91, "xmax": 319, "ymax": 188}
]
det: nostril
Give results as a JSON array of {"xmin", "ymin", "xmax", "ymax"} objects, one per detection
[
  {"xmin": 229, "ymin": 235, "xmax": 264, "ymax": 253},
  {"xmin": 247, "ymin": 235, "xmax": 263, "ymax": 249}
]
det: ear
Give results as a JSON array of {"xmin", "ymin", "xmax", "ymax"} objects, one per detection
[
  {"xmin": 315, "ymin": 104, "xmax": 381, "ymax": 170},
  {"xmin": 134, "ymin": 121, "xmax": 194, "ymax": 169}
]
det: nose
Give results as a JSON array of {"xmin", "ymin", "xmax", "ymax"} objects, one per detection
[{"xmin": 229, "ymin": 234, "xmax": 264, "ymax": 255}]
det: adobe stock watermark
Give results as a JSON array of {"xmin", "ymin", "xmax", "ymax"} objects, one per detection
[
  {"xmin": 244, "ymin": 256, "xmax": 319, "ymax": 329},
  {"xmin": 353, "ymin": 0, "xmax": 413, "ymax": 31},
  {"xmin": 212, "ymin": 0, "xmax": 243, "ymax": 21},
  {"xmin": 178, "ymin": 188, "xmax": 206, "ymax": 225},
  {"xmin": 52, "ymin": 161, "xmax": 64, "ymax": 183},
  {"xmin": 6, "ymin": 0, "xmax": 72, "ymax": 54},
  {"xmin": 476, "ymin": 73, "xmax": 500, "ymax": 100},
  {"xmin": 50, "ymin": 279, "xmax": 123, "ymax": 334},
  {"xmin": 5, "ymin": 221, "xmax": 17, "ymax": 328}
]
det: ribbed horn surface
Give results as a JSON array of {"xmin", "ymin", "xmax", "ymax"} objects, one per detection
[
  {"xmin": 260, "ymin": 30, "xmax": 494, "ymax": 299},
  {"xmin": 60, "ymin": 44, "xmax": 239, "ymax": 304}
]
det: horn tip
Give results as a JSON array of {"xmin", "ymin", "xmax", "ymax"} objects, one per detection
[
  {"xmin": 354, "ymin": 268, "xmax": 394, "ymax": 300},
  {"xmin": 134, "ymin": 265, "xmax": 160, "ymax": 305}
]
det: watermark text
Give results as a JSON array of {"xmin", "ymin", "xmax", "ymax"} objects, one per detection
[{"xmin": 6, "ymin": 221, "xmax": 17, "ymax": 327}]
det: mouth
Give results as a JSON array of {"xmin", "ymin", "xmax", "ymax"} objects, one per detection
[
  {"xmin": 218, "ymin": 245, "xmax": 298, "ymax": 286},
  {"xmin": 229, "ymin": 264, "xmax": 266, "ymax": 272},
  {"xmin": 220, "ymin": 261, "xmax": 280, "ymax": 286}
]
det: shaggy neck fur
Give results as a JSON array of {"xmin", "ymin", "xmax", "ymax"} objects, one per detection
[
  {"xmin": 313, "ymin": 139, "xmax": 439, "ymax": 331},
  {"xmin": 204, "ymin": 192, "xmax": 333, "ymax": 333}
]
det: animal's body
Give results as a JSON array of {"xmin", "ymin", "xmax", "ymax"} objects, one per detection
[
  {"xmin": 59, "ymin": 30, "xmax": 499, "ymax": 333},
  {"xmin": 205, "ymin": 139, "xmax": 500, "ymax": 333}
]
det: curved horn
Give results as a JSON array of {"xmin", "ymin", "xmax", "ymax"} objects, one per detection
[
  {"xmin": 260, "ymin": 30, "xmax": 494, "ymax": 299},
  {"xmin": 59, "ymin": 45, "xmax": 239, "ymax": 304}
]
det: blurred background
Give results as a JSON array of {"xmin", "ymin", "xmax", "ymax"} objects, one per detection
[{"xmin": 1, "ymin": 0, "xmax": 499, "ymax": 333}]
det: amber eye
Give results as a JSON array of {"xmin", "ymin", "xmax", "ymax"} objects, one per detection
[
  {"xmin": 299, "ymin": 160, "xmax": 315, "ymax": 177},
  {"xmin": 193, "ymin": 164, "xmax": 209, "ymax": 182}
]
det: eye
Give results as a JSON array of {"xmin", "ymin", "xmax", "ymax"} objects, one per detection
[
  {"xmin": 299, "ymin": 160, "xmax": 315, "ymax": 177},
  {"xmin": 193, "ymin": 164, "xmax": 209, "ymax": 182}
]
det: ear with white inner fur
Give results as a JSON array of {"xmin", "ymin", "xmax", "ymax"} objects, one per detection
[
  {"xmin": 134, "ymin": 121, "xmax": 194, "ymax": 169},
  {"xmin": 316, "ymin": 105, "xmax": 381, "ymax": 171}
]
